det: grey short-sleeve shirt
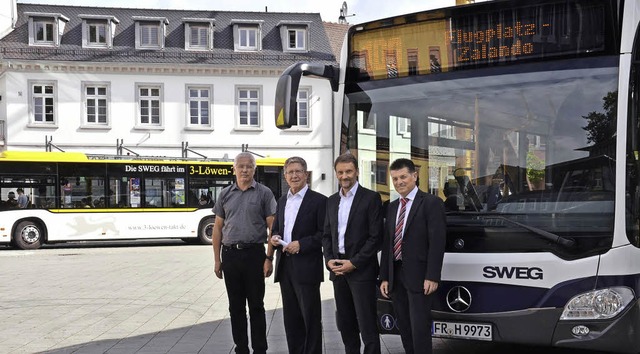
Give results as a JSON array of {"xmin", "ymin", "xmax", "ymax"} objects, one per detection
[{"xmin": 213, "ymin": 180, "xmax": 277, "ymax": 245}]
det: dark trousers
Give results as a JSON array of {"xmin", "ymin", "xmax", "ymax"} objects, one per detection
[
  {"xmin": 279, "ymin": 256, "xmax": 323, "ymax": 354},
  {"xmin": 333, "ymin": 275, "xmax": 381, "ymax": 354},
  {"xmin": 392, "ymin": 262, "xmax": 434, "ymax": 354},
  {"xmin": 222, "ymin": 246, "xmax": 267, "ymax": 354}
]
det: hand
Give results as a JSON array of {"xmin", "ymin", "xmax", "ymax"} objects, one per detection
[
  {"xmin": 264, "ymin": 258, "xmax": 273, "ymax": 278},
  {"xmin": 380, "ymin": 281, "xmax": 390, "ymax": 299},
  {"xmin": 284, "ymin": 240, "xmax": 300, "ymax": 255},
  {"xmin": 270, "ymin": 235, "xmax": 282, "ymax": 247},
  {"xmin": 214, "ymin": 261, "xmax": 223, "ymax": 279},
  {"xmin": 328, "ymin": 259, "xmax": 355, "ymax": 276},
  {"xmin": 424, "ymin": 279, "xmax": 439, "ymax": 295}
]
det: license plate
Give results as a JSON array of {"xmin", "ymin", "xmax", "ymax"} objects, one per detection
[{"xmin": 432, "ymin": 321, "xmax": 492, "ymax": 341}]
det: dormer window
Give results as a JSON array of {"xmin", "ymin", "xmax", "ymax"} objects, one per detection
[
  {"xmin": 183, "ymin": 18, "xmax": 215, "ymax": 51},
  {"xmin": 231, "ymin": 20, "xmax": 263, "ymax": 52},
  {"xmin": 26, "ymin": 12, "xmax": 69, "ymax": 47},
  {"xmin": 133, "ymin": 16, "xmax": 169, "ymax": 50},
  {"xmin": 278, "ymin": 21, "xmax": 310, "ymax": 52},
  {"xmin": 79, "ymin": 15, "xmax": 119, "ymax": 49}
]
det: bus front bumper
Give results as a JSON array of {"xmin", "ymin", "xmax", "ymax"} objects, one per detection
[{"xmin": 378, "ymin": 298, "xmax": 640, "ymax": 353}]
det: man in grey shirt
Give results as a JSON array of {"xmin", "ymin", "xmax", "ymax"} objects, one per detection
[{"xmin": 212, "ymin": 152, "xmax": 277, "ymax": 354}]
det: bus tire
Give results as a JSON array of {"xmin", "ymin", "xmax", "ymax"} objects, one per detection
[
  {"xmin": 13, "ymin": 220, "xmax": 44, "ymax": 250},
  {"xmin": 198, "ymin": 217, "xmax": 215, "ymax": 245}
]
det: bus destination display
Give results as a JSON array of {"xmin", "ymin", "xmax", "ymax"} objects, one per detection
[{"xmin": 349, "ymin": 1, "xmax": 608, "ymax": 80}]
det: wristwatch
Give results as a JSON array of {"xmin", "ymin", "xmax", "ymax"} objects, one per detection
[{"xmin": 266, "ymin": 255, "xmax": 274, "ymax": 261}]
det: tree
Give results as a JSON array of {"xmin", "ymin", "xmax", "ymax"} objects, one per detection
[{"xmin": 582, "ymin": 91, "xmax": 617, "ymax": 145}]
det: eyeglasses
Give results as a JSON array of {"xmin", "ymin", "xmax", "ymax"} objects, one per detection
[{"xmin": 285, "ymin": 170, "xmax": 306, "ymax": 176}]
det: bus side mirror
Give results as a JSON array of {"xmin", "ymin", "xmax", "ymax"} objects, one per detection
[{"xmin": 274, "ymin": 62, "xmax": 339, "ymax": 129}]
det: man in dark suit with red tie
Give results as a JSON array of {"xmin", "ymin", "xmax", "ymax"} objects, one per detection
[
  {"xmin": 323, "ymin": 153, "xmax": 382, "ymax": 354},
  {"xmin": 267, "ymin": 156, "xmax": 327, "ymax": 354},
  {"xmin": 379, "ymin": 158, "xmax": 447, "ymax": 354}
]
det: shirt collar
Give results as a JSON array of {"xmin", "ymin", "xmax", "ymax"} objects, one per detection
[
  {"xmin": 287, "ymin": 184, "xmax": 308, "ymax": 199},
  {"xmin": 231, "ymin": 180, "xmax": 256, "ymax": 191},
  {"xmin": 340, "ymin": 180, "xmax": 359, "ymax": 198},
  {"xmin": 403, "ymin": 186, "xmax": 419, "ymax": 201}
]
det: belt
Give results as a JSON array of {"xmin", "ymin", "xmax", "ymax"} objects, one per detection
[{"xmin": 223, "ymin": 243, "xmax": 263, "ymax": 250}]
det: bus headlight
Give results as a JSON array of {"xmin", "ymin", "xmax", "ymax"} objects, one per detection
[{"xmin": 560, "ymin": 287, "xmax": 635, "ymax": 320}]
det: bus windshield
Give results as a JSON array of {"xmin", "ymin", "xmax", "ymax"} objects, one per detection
[{"xmin": 343, "ymin": 56, "xmax": 617, "ymax": 259}]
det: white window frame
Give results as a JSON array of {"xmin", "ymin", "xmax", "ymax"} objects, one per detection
[
  {"xmin": 135, "ymin": 83, "xmax": 164, "ymax": 129},
  {"xmin": 79, "ymin": 15, "xmax": 118, "ymax": 49},
  {"xmin": 133, "ymin": 17, "xmax": 168, "ymax": 50},
  {"xmin": 235, "ymin": 86, "xmax": 262, "ymax": 130},
  {"xmin": 26, "ymin": 12, "xmax": 69, "ymax": 47},
  {"xmin": 81, "ymin": 82, "xmax": 110, "ymax": 129},
  {"xmin": 185, "ymin": 84, "xmax": 213, "ymax": 130},
  {"xmin": 287, "ymin": 28, "xmax": 307, "ymax": 50},
  {"xmin": 231, "ymin": 20, "xmax": 263, "ymax": 52},
  {"xmin": 239, "ymin": 27, "xmax": 258, "ymax": 50},
  {"xmin": 397, "ymin": 116, "xmax": 411, "ymax": 137},
  {"xmin": 184, "ymin": 20, "xmax": 214, "ymax": 51},
  {"xmin": 296, "ymin": 88, "xmax": 310, "ymax": 128},
  {"xmin": 28, "ymin": 80, "xmax": 57, "ymax": 127}
]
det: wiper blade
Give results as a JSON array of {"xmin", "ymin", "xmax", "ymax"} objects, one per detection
[{"xmin": 484, "ymin": 215, "xmax": 576, "ymax": 248}]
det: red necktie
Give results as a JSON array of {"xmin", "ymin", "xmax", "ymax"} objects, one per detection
[{"xmin": 393, "ymin": 198, "xmax": 408, "ymax": 261}]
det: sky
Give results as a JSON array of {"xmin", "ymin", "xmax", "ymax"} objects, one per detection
[{"xmin": 18, "ymin": 0, "xmax": 455, "ymax": 24}]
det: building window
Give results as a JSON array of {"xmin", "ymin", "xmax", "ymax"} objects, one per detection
[
  {"xmin": 83, "ymin": 83, "xmax": 109, "ymax": 126},
  {"xmin": 137, "ymin": 85, "xmax": 162, "ymax": 126},
  {"xmin": 26, "ymin": 12, "xmax": 69, "ymax": 47},
  {"xmin": 88, "ymin": 23, "xmax": 107, "ymax": 45},
  {"xmin": 238, "ymin": 27, "xmax": 258, "ymax": 50},
  {"xmin": 237, "ymin": 87, "xmax": 261, "ymax": 128},
  {"xmin": 297, "ymin": 89, "xmax": 310, "ymax": 127},
  {"xmin": 80, "ymin": 16, "xmax": 119, "ymax": 49},
  {"xmin": 34, "ymin": 20, "xmax": 54, "ymax": 43},
  {"xmin": 187, "ymin": 86, "xmax": 212, "ymax": 127},
  {"xmin": 288, "ymin": 28, "xmax": 306, "ymax": 50},
  {"xmin": 140, "ymin": 24, "xmax": 159, "ymax": 47},
  {"xmin": 133, "ymin": 17, "xmax": 167, "ymax": 50},
  {"xmin": 190, "ymin": 25, "xmax": 208, "ymax": 48},
  {"xmin": 30, "ymin": 82, "xmax": 56, "ymax": 125}
]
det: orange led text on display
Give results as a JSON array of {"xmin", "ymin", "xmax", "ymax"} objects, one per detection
[{"xmin": 446, "ymin": 22, "xmax": 551, "ymax": 62}]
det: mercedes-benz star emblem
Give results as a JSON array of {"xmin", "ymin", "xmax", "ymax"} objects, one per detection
[{"xmin": 446, "ymin": 286, "xmax": 472, "ymax": 313}]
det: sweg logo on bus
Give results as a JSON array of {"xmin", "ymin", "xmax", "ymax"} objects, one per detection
[{"xmin": 482, "ymin": 266, "xmax": 543, "ymax": 280}]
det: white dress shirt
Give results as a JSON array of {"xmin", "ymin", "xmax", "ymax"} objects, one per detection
[
  {"xmin": 395, "ymin": 186, "xmax": 419, "ymax": 238},
  {"xmin": 338, "ymin": 181, "xmax": 359, "ymax": 254},
  {"xmin": 283, "ymin": 184, "xmax": 308, "ymax": 244}
]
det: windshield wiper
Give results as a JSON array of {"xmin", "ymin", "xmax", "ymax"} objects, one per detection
[{"xmin": 447, "ymin": 212, "xmax": 576, "ymax": 248}]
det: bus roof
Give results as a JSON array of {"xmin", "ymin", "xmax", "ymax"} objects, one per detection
[{"xmin": 0, "ymin": 151, "xmax": 286, "ymax": 165}]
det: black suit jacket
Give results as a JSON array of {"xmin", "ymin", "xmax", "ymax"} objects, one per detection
[
  {"xmin": 380, "ymin": 189, "xmax": 446, "ymax": 292},
  {"xmin": 322, "ymin": 184, "xmax": 382, "ymax": 281},
  {"xmin": 272, "ymin": 188, "xmax": 327, "ymax": 285}
]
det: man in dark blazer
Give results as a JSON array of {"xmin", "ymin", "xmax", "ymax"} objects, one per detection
[
  {"xmin": 322, "ymin": 153, "xmax": 382, "ymax": 354},
  {"xmin": 267, "ymin": 156, "xmax": 327, "ymax": 354},
  {"xmin": 379, "ymin": 158, "xmax": 446, "ymax": 354}
]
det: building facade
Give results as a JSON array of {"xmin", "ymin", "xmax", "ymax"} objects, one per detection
[{"xmin": 0, "ymin": 1, "xmax": 346, "ymax": 196}]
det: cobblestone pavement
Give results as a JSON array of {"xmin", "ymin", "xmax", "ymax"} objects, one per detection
[{"xmin": 0, "ymin": 241, "xmax": 608, "ymax": 354}]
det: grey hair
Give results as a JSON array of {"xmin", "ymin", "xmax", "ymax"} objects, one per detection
[
  {"xmin": 234, "ymin": 152, "xmax": 256, "ymax": 169},
  {"xmin": 284, "ymin": 156, "xmax": 307, "ymax": 171}
]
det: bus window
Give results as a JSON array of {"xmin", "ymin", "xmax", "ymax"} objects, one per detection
[
  {"xmin": 59, "ymin": 176, "xmax": 106, "ymax": 208},
  {"xmin": 108, "ymin": 176, "xmax": 141, "ymax": 208},
  {"xmin": 0, "ymin": 176, "xmax": 56, "ymax": 210},
  {"xmin": 145, "ymin": 177, "xmax": 187, "ymax": 207}
]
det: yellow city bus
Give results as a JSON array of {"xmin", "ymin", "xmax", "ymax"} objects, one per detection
[{"xmin": 0, "ymin": 151, "xmax": 285, "ymax": 249}]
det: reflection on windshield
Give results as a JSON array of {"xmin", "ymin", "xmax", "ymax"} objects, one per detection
[{"xmin": 345, "ymin": 57, "xmax": 617, "ymax": 258}]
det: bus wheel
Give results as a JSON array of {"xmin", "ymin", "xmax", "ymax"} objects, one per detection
[
  {"xmin": 198, "ymin": 217, "xmax": 214, "ymax": 245},
  {"xmin": 14, "ymin": 220, "xmax": 44, "ymax": 250}
]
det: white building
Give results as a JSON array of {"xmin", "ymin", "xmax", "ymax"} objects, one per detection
[{"xmin": 0, "ymin": 1, "xmax": 348, "ymax": 196}]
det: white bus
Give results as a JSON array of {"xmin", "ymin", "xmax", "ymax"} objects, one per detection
[
  {"xmin": 0, "ymin": 151, "xmax": 284, "ymax": 249},
  {"xmin": 274, "ymin": 0, "xmax": 640, "ymax": 352}
]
